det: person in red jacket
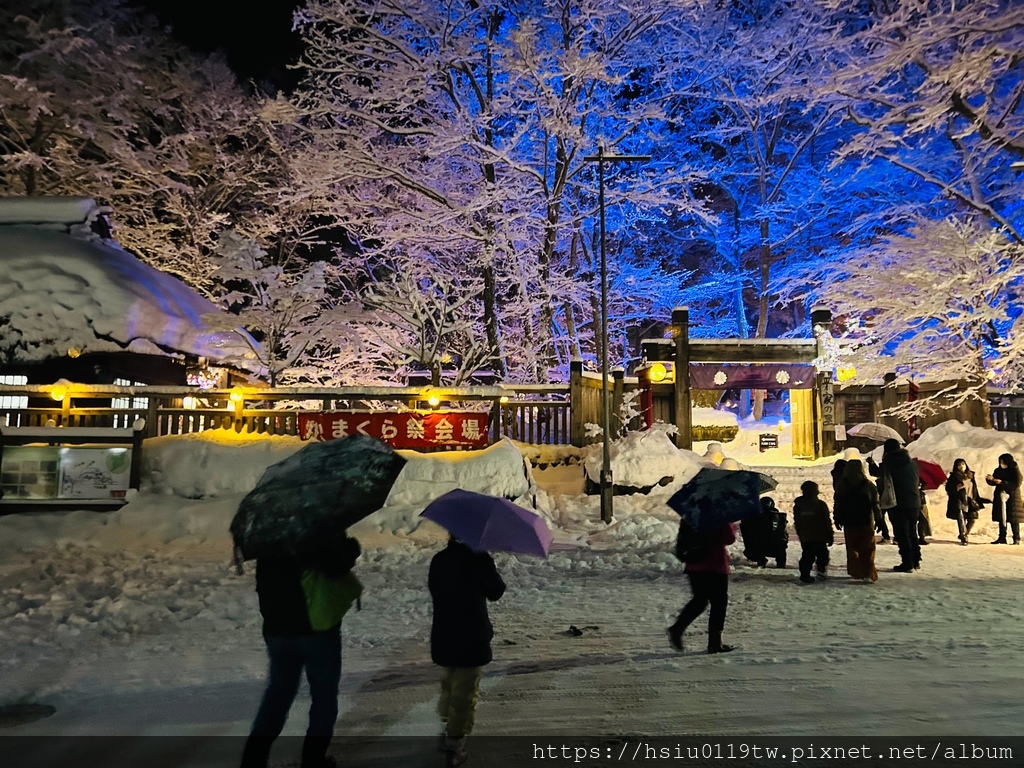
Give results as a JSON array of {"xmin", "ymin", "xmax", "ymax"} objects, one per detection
[{"xmin": 667, "ymin": 521, "xmax": 736, "ymax": 654}]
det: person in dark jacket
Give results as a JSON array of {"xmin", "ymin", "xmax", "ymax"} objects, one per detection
[
  {"xmin": 945, "ymin": 458, "xmax": 981, "ymax": 545},
  {"xmin": 740, "ymin": 497, "xmax": 788, "ymax": 568},
  {"xmin": 833, "ymin": 460, "xmax": 878, "ymax": 582},
  {"xmin": 872, "ymin": 439, "xmax": 921, "ymax": 572},
  {"xmin": 986, "ymin": 453, "xmax": 1023, "ymax": 545},
  {"xmin": 429, "ymin": 537, "xmax": 506, "ymax": 768},
  {"xmin": 241, "ymin": 532, "xmax": 361, "ymax": 768},
  {"xmin": 668, "ymin": 521, "xmax": 737, "ymax": 654},
  {"xmin": 793, "ymin": 481, "xmax": 833, "ymax": 583}
]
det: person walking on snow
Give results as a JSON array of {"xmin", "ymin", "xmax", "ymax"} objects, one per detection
[
  {"xmin": 429, "ymin": 536, "xmax": 507, "ymax": 768},
  {"xmin": 240, "ymin": 532, "xmax": 361, "ymax": 768},
  {"xmin": 986, "ymin": 453, "xmax": 1023, "ymax": 545},
  {"xmin": 668, "ymin": 521, "xmax": 737, "ymax": 654},
  {"xmin": 793, "ymin": 481, "xmax": 833, "ymax": 583}
]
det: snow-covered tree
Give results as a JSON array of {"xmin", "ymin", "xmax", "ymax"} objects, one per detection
[
  {"xmin": 284, "ymin": 0, "xmax": 705, "ymax": 382},
  {"xmin": 205, "ymin": 232, "xmax": 359, "ymax": 387},
  {"xmin": 799, "ymin": 218, "xmax": 1024, "ymax": 414},
  {"xmin": 0, "ymin": 0, "xmax": 299, "ymax": 291},
  {"xmin": 362, "ymin": 270, "xmax": 493, "ymax": 386},
  {"xmin": 775, "ymin": 0, "xmax": 1024, "ymax": 412}
]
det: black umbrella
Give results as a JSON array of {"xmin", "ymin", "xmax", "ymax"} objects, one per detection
[
  {"xmin": 230, "ymin": 434, "xmax": 407, "ymax": 568},
  {"xmin": 667, "ymin": 467, "xmax": 778, "ymax": 533}
]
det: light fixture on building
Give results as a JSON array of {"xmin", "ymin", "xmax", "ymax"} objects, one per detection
[
  {"xmin": 428, "ymin": 394, "xmax": 441, "ymax": 408},
  {"xmin": 50, "ymin": 380, "xmax": 69, "ymax": 401},
  {"xmin": 649, "ymin": 362, "xmax": 669, "ymax": 382},
  {"xmin": 67, "ymin": 347, "xmax": 81, "ymax": 359}
]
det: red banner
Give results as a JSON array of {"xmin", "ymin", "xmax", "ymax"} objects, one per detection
[{"xmin": 298, "ymin": 411, "xmax": 490, "ymax": 449}]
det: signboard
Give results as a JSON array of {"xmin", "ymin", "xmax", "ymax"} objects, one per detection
[
  {"xmin": 1, "ymin": 446, "xmax": 59, "ymax": 499},
  {"xmin": 689, "ymin": 364, "xmax": 815, "ymax": 390},
  {"xmin": 834, "ymin": 424, "xmax": 847, "ymax": 441},
  {"xmin": 758, "ymin": 433, "xmax": 779, "ymax": 452},
  {"xmin": 298, "ymin": 411, "xmax": 490, "ymax": 449},
  {"xmin": 1, "ymin": 446, "xmax": 131, "ymax": 500},
  {"xmin": 58, "ymin": 447, "xmax": 131, "ymax": 499}
]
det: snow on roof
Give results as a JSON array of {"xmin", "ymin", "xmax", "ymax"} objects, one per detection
[
  {"xmin": 0, "ymin": 225, "xmax": 258, "ymax": 365},
  {"xmin": 0, "ymin": 196, "xmax": 105, "ymax": 227}
]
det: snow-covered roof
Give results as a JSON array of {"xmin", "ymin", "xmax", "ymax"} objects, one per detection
[{"xmin": 0, "ymin": 224, "xmax": 258, "ymax": 365}]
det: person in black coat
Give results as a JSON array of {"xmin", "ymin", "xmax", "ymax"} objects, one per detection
[
  {"xmin": 871, "ymin": 439, "xmax": 921, "ymax": 572},
  {"xmin": 740, "ymin": 497, "xmax": 788, "ymax": 568},
  {"xmin": 985, "ymin": 453, "xmax": 1023, "ymax": 545},
  {"xmin": 429, "ymin": 537, "xmax": 506, "ymax": 768},
  {"xmin": 793, "ymin": 481, "xmax": 833, "ymax": 583},
  {"xmin": 241, "ymin": 532, "xmax": 361, "ymax": 768},
  {"xmin": 945, "ymin": 458, "xmax": 981, "ymax": 545}
]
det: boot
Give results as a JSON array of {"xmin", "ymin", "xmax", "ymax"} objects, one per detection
[
  {"xmin": 799, "ymin": 573, "xmax": 814, "ymax": 583},
  {"xmin": 443, "ymin": 734, "xmax": 468, "ymax": 768},
  {"xmin": 707, "ymin": 643, "xmax": 735, "ymax": 654},
  {"xmin": 892, "ymin": 563, "xmax": 914, "ymax": 573},
  {"xmin": 666, "ymin": 625, "xmax": 683, "ymax": 651},
  {"xmin": 300, "ymin": 735, "xmax": 334, "ymax": 768},
  {"xmin": 991, "ymin": 538, "xmax": 1007, "ymax": 544}
]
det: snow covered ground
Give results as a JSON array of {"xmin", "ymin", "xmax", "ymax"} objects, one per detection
[{"xmin": 2, "ymin": 420, "xmax": 1024, "ymax": 757}]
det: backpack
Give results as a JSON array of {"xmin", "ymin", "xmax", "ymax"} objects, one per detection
[
  {"xmin": 674, "ymin": 521, "xmax": 712, "ymax": 564},
  {"xmin": 301, "ymin": 568, "xmax": 363, "ymax": 632}
]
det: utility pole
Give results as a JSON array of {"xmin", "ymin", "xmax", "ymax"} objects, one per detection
[{"xmin": 583, "ymin": 146, "xmax": 650, "ymax": 523}]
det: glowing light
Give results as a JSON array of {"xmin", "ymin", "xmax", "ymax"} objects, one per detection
[
  {"xmin": 649, "ymin": 363, "xmax": 668, "ymax": 382},
  {"xmin": 428, "ymin": 395, "xmax": 441, "ymax": 408},
  {"xmin": 67, "ymin": 347, "xmax": 81, "ymax": 358},
  {"xmin": 500, "ymin": 396, "xmax": 510, "ymax": 404},
  {"xmin": 837, "ymin": 366, "xmax": 857, "ymax": 383},
  {"xmin": 50, "ymin": 379, "xmax": 69, "ymax": 401},
  {"xmin": 183, "ymin": 396, "xmax": 199, "ymax": 410},
  {"xmin": 229, "ymin": 388, "xmax": 244, "ymax": 403},
  {"xmin": 778, "ymin": 421, "xmax": 786, "ymax": 431}
]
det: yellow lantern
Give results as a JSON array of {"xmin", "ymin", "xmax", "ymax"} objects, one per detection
[
  {"xmin": 50, "ymin": 379, "xmax": 70, "ymax": 401},
  {"xmin": 649, "ymin": 363, "xmax": 668, "ymax": 382}
]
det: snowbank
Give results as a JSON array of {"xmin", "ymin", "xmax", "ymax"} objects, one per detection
[{"xmin": 583, "ymin": 426, "xmax": 707, "ymax": 490}]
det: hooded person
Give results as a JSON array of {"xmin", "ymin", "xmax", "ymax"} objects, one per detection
[{"xmin": 793, "ymin": 481, "xmax": 834, "ymax": 583}]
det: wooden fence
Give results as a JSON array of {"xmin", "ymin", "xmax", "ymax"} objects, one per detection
[
  {"xmin": 3, "ymin": 381, "xmax": 1023, "ymax": 450},
  {"xmin": 0, "ymin": 384, "xmax": 572, "ymax": 447}
]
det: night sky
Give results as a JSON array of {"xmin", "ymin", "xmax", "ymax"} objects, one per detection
[{"xmin": 131, "ymin": 0, "xmax": 304, "ymax": 90}]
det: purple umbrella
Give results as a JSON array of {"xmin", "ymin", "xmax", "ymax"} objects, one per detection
[{"xmin": 420, "ymin": 489, "xmax": 553, "ymax": 557}]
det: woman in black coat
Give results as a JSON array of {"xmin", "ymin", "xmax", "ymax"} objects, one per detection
[
  {"xmin": 985, "ymin": 453, "xmax": 1023, "ymax": 545},
  {"xmin": 833, "ymin": 460, "xmax": 879, "ymax": 582},
  {"xmin": 429, "ymin": 537, "xmax": 506, "ymax": 766},
  {"xmin": 945, "ymin": 458, "xmax": 982, "ymax": 545}
]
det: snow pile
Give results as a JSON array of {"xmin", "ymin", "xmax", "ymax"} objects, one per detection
[
  {"xmin": 583, "ymin": 426, "xmax": 707, "ymax": 490},
  {"xmin": 692, "ymin": 407, "xmax": 739, "ymax": 426},
  {"xmin": 142, "ymin": 431, "xmax": 303, "ymax": 498}
]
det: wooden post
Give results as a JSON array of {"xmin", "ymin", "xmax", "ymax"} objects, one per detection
[
  {"xmin": 672, "ymin": 307, "xmax": 692, "ymax": 449},
  {"xmin": 612, "ymin": 367, "xmax": 625, "ymax": 437},
  {"xmin": 146, "ymin": 396, "xmax": 159, "ymax": 439},
  {"xmin": 569, "ymin": 359, "xmax": 584, "ymax": 447},
  {"xmin": 130, "ymin": 425, "xmax": 144, "ymax": 490},
  {"xmin": 882, "ymin": 372, "xmax": 899, "ymax": 436},
  {"xmin": 811, "ymin": 306, "xmax": 835, "ymax": 457},
  {"xmin": 490, "ymin": 397, "xmax": 502, "ymax": 444}
]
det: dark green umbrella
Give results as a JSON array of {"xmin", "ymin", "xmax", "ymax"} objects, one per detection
[{"xmin": 230, "ymin": 434, "xmax": 406, "ymax": 568}]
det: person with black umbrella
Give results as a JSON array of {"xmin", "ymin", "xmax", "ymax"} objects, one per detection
[{"xmin": 240, "ymin": 531, "xmax": 361, "ymax": 768}]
